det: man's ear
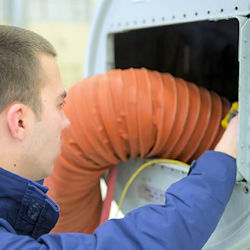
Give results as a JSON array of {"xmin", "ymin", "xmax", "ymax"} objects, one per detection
[{"xmin": 7, "ymin": 104, "xmax": 27, "ymax": 141}]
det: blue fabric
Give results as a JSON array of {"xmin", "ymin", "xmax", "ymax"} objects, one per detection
[
  {"xmin": 0, "ymin": 168, "xmax": 59, "ymax": 239},
  {"xmin": 0, "ymin": 151, "xmax": 236, "ymax": 250}
]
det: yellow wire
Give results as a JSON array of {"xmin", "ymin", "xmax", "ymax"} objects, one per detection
[{"xmin": 115, "ymin": 158, "xmax": 189, "ymax": 217}]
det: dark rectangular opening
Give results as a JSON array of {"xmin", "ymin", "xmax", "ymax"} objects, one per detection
[{"xmin": 114, "ymin": 19, "xmax": 239, "ymax": 102}]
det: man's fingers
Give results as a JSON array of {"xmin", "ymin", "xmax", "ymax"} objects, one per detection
[{"xmin": 214, "ymin": 115, "xmax": 238, "ymax": 158}]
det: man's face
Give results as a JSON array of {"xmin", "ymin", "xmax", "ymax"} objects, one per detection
[{"xmin": 24, "ymin": 53, "xmax": 70, "ymax": 180}]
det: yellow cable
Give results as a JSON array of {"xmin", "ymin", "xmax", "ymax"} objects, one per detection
[{"xmin": 115, "ymin": 158, "xmax": 189, "ymax": 217}]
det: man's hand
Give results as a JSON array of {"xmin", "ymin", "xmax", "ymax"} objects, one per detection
[{"xmin": 214, "ymin": 115, "xmax": 238, "ymax": 158}]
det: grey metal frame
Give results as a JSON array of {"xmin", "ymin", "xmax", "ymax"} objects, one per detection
[{"xmin": 85, "ymin": 1, "xmax": 250, "ymax": 248}]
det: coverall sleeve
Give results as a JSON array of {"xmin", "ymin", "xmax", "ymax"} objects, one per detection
[{"xmin": 0, "ymin": 151, "xmax": 236, "ymax": 250}]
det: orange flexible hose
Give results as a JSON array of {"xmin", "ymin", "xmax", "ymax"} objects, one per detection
[{"xmin": 44, "ymin": 68, "xmax": 230, "ymax": 234}]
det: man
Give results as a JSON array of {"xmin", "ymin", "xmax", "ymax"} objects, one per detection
[{"xmin": 0, "ymin": 25, "xmax": 237, "ymax": 249}]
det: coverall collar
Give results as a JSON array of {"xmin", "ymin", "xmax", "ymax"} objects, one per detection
[{"xmin": 0, "ymin": 167, "xmax": 59, "ymax": 239}]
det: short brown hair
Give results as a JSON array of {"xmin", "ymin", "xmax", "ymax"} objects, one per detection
[{"xmin": 0, "ymin": 25, "xmax": 57, "ymax": 115}]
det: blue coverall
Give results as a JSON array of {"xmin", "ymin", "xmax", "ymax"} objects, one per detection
[{"xmin": 0, "ymin": 151, "xmax": 236, "ymax": 249}]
